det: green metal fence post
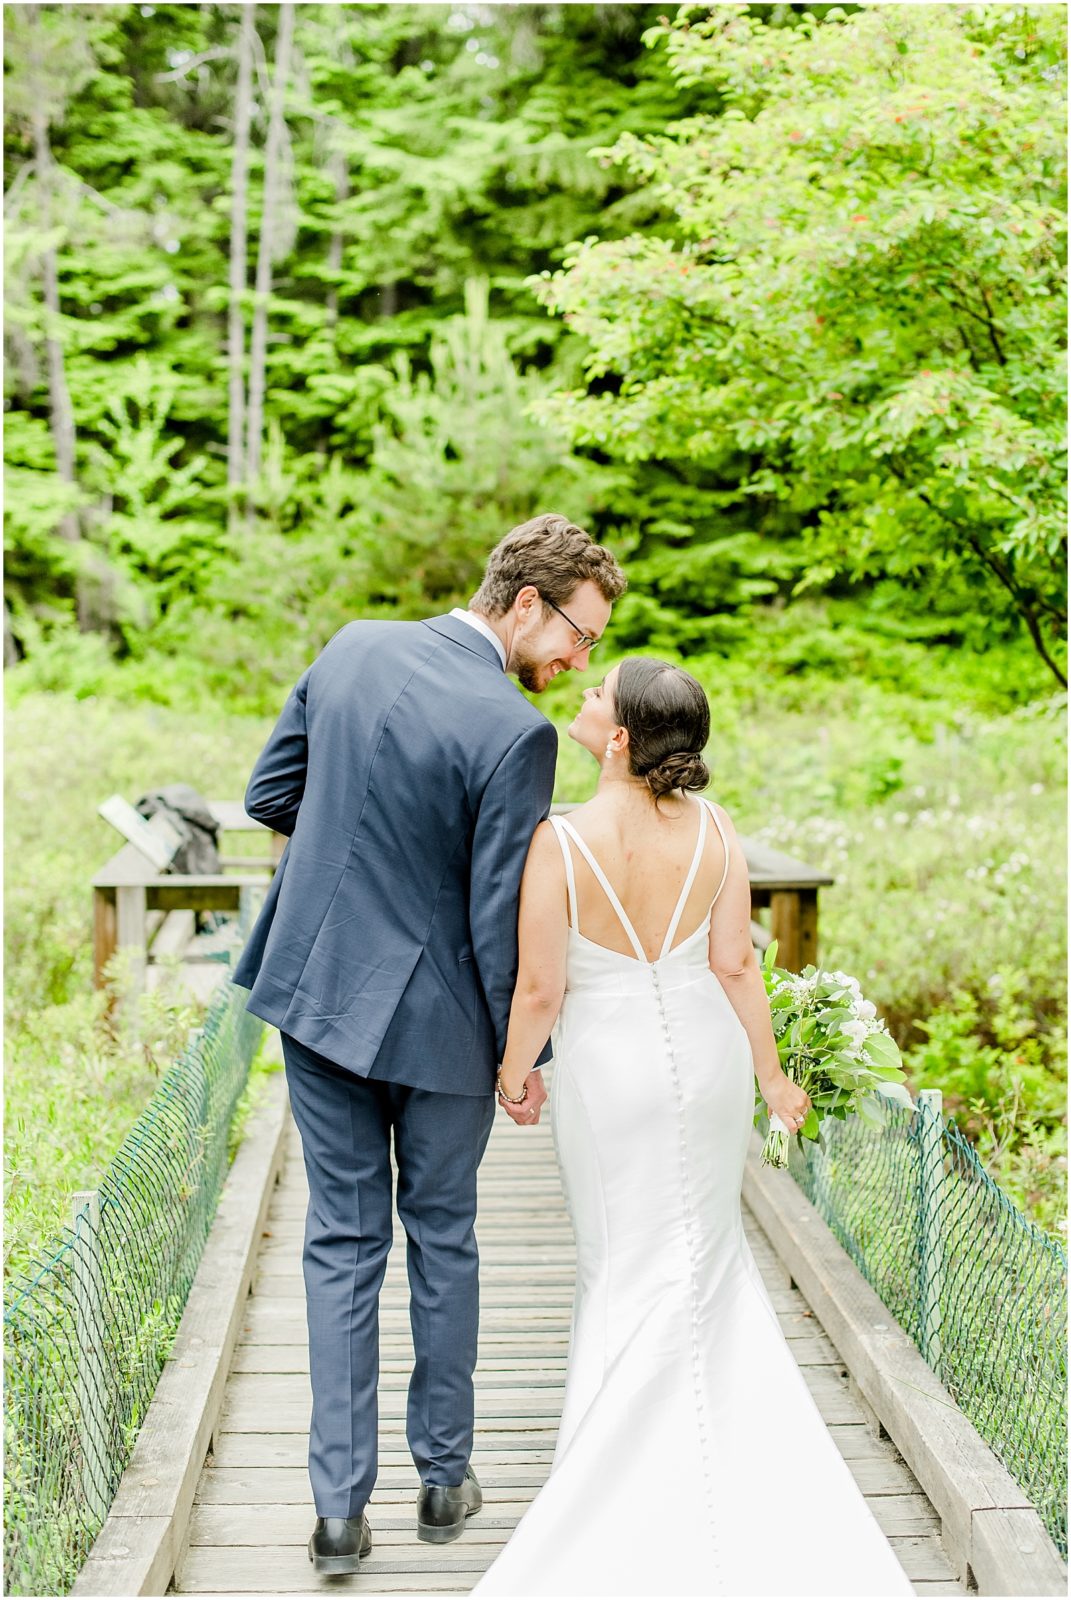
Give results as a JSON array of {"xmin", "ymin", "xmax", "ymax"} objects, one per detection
[
  {"xmin": 70, "ymin": 1191, "xmax": 110, "ymax": 1526},
  {"xmin": 917, "ymin": 1089, "xmax": 944, "ymax": 1381}
]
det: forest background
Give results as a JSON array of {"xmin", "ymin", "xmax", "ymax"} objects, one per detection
[{"xmin": 4, "ymin": 1, "xmax": 1067, "ymax": 1271}]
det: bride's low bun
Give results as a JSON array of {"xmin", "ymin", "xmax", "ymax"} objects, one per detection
[
  {"xmin": 612, "ymin": 657, "xmax": 712, "ymax": 806},
  {"xmin": 642, "ymin": 750, "xmax": 710, "ymax": 799}
]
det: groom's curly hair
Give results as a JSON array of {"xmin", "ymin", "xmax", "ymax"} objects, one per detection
[{"xmin": 471, "ymin": 513, "xmax": 627, "ymax": 617}]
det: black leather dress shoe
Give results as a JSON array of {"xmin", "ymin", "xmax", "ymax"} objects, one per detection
[
  {"xmin": 308, "ymin": 1513, "xmax": 372, "ymax": 1575},
  {"xmin": 416, "ymin": 1465, "xmax": 483, "ymax": 1544}
]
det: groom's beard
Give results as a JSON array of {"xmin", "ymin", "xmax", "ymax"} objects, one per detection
[{"xmin": 514, "ymin": 651, "xmax": 564, "ymax": 694}]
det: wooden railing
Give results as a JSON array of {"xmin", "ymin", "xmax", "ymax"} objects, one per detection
[{"xmin": 93, "ymin": 799, "xmax": 833, "ymax": 990}]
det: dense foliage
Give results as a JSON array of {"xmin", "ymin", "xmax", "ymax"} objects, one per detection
[
  {"xmin": 3, "ymin": 5, "xmax": 1066, "ymax": 1255},
  {"xmin": 5, "ymin": 3, "xmax": 1065, "ymax": 683},
  {"xmin": 535, "ymin": 4, "xmax": 1067, "ymax": 677}
]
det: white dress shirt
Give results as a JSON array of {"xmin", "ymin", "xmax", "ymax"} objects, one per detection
[{"xmin": 450, "ymin": 607, "xmax": 507, "ymax": 670}]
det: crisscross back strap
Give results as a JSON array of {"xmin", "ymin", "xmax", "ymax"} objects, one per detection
[
  {"xmin": 658, "ymin": 797, "xmax": 710, "ymax": 959},
  {"xmin": 548, "ymin": 815, "xmax": 579, "ymax": 931},
  {"xmin": 702, "ymin": 798, "xmax": 731, "ymax": 909},
  {"xmin": 555, "ymin": 817, "xmax": 647, "ymax": 962}
]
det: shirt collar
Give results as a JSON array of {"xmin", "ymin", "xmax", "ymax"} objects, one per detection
[{"xmin": 450, "ymin": 608, "xmax": 507, "ymax": 670}]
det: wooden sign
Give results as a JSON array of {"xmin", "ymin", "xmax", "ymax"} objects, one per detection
[{"xmin": 98, "ymin": 795, "xmax": 184, "ymax": 872}]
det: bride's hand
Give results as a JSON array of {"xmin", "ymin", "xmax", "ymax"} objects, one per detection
[
  {"xmin": 764, "ymin": 1075, "xmax": 811, "ymax": 1135},
  {"xmin": 498, "ymin": 1069, "xmax": 548, "ymax": 1127}
]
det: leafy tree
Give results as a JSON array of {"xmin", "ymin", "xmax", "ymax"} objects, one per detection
[
  {"xmin": 533, "ymin": 3, "xmax": 1068, "ymax": 682},
  {"xmin": 5, "ymin": 3, "xmax": 694, "ymax": 656}
]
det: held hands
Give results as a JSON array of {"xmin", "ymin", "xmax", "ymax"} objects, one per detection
[
  {"xmin": 763, "ymin": 1073, "xmax": 812, "ymax": 1136},
  {"xmin": 497, "ymin": 1068, "xmax": 548, "ymax": 1127}
]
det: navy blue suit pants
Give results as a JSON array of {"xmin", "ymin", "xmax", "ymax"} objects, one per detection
[{"xmin": 282, "ymin": 1033, "xmax": 496, "ymax": 1517}]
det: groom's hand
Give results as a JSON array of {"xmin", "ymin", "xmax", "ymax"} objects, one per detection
[{"xmin": 500, "ymin": 1069, "xmax": 548, "ymax": 1127}]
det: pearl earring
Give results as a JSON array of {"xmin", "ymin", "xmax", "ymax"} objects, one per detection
[{"xmin": 604, "ymin": 742, "xmax": 613, "ymax": 760}]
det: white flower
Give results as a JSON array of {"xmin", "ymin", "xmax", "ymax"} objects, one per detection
[
  {"xmin": 857, "ymin": 999, "xmax": 877, "ymax": 1020},
  {"xmin": 843, "ymin": 1019, "xmax": 869, "ymax": 1045}
]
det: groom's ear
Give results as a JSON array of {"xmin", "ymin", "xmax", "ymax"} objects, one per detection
[{"xmin": 514, "ymin": 585, "xmax": 540, "ymax": 620}]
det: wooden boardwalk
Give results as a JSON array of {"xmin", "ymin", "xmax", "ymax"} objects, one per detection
[{"xmin": 173, "ymin": 1093, "xmax": 966, "ymax": 1597}]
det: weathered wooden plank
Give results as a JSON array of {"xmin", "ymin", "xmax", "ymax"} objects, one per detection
[
  {"xmin": 210, "ymin": 1434, "xmax": 559, "ymax": 1470},
  {"xmin": 189, "ymin": 1504, "xmax": 527, "ymax": 1545},
  {"xmin": 230, "ymin": 1347, "xmax": 571, "ymax": 1375},
  {"xmin": 221, "ymin": 1395, "xmax": 566, "ymax": 1431},
  {"xmin": 970, "ymin": 1506, "xmax": 1070, "ymax": 1598},
  {"xmin": 864, "ymin": 1494, "xmax": 942, "ymax": 1538},
  {"xmin": 237, "ymin": 1306, "xmax": 571, "ymax": 1342},
  {"xmin": 197, "ymin": 1468, "xmax": 548, "ymax": 1505},
  {"xmin": 207, "ymin": 1422, "xmax": 903, "ymax": 1477},
  {"xmin": 179, "ymin": 1545, "xmax": 475, "ymax": 1592},
  {"xmin": 187, "ymin": 1543, "xmax": 492, "ymax": 1573},
  {"xmin": 256, "ymin": 1243, "xmax": 578, "ymax": 1267},
  {"xmin": 886, "ymin": 1536, "xmax": 962, "ymax": 1582},
  {"xmin": 220, "ymin": 1400, "xmax": 565, "ymax": 1434}
]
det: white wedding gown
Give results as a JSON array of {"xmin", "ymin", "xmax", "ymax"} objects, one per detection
[{"xmin": 475, "ymin": 798, "xmax": 914, "ymax": 1598}]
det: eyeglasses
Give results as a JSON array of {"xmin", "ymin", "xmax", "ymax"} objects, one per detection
[{"xmin": 540, "ymin": 594, "xmax": 601, "ymax": 653}]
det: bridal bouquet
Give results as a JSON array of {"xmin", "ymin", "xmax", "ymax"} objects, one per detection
[{"xmin": 756, "ymin": 942, "xmax": 912, "ymax": 1169}]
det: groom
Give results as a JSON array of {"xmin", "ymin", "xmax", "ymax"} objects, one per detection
[{"xmin": 233, "ymin": 513, "xmax": 626, "ymax": 1574}]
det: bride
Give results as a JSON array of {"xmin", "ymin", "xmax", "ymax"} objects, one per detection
[{"xmin": 475, "ymin": 658, "xmax": 914, "ymax": 1597}]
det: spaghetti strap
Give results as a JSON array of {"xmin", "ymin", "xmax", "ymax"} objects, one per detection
[
  {"xmin": 556, "ymin": 817, "xmax": 647, "ymax": 963},
  {"xmin": 702, "ymin": 798, "xmax": 731, "ymax": 908},
  {"xmin": 548, "ymin": 816, "xmax": 579, "ymax": 931},
  {"xmin": 659, "ymin": 798, "xmax": 709, "ymax": 959}
]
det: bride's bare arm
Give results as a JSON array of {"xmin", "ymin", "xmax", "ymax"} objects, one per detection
[
  {"xmin": 497, "ymin": 822, "xmax": 569, "ymax": 1107},
  {"xmin": 707, "ymin": 806, "xmax": 811, "ymax": 1125}
]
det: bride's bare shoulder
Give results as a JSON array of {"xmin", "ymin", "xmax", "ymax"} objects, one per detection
[
  {"xmin": 526, "ymin": 817, "xmax": 566, "ymax": 861},
  {"xmin": 705, "ymin": 796, "xmax": 738, "ymax": 835}
]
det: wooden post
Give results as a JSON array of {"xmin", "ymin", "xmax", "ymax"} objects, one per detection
[
  {"xmin": 71, "ymin": 1190, "xmax": 110, "ymax": 1525},
  {"xmin": 797, "ymin": 888, "xmax": 819, "ymax": 968},
  {"xmin": 770, "ymin": 891, "xmax": 800, "ymax": 972},
  {"xmin": 92, "ymin": 889, "xmax": 117, "ymax": 989},
  {"xmin": 917, "ymin": 1088, "xmax": 944, "ymax": 1380},
  {"xmin": 770, "ymin": 889, "xmax": 820, "ymax": 972},
  {"xmin": 115, "ymin": 884, "xmax": 148, "ymax": 993}
]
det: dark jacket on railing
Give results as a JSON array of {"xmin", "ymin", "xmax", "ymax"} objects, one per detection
[{"xmin": 232, "ymin": 614, "xmax": 558, "ymax": 1095}]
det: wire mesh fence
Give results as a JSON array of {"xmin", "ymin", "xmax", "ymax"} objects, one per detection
[
  {"xmin": 787, "ymin": 1090, "xmax": 1068, "ymax": 1556},
  {"xmin": 4, "ymin": 971, "xmax": 264, "ymax": 1597}
]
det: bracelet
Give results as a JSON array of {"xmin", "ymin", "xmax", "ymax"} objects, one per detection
[{"xmin": 496, "ymin": 1071, "xmax": 528, "ymax": 1105}]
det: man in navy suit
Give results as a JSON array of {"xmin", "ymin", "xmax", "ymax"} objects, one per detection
[{"xmin": 234, "ymin": 514, "xmax": 626, "ymax": 1573}]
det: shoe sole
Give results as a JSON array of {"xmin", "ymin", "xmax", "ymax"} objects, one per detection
[
  {"xmin": 417, "ymin": 1502, "xmax": 481, "ymax": 1545},
  {"xmin": 308, "ymin": 1540, "xmax": 372, "ymax": 1574}
]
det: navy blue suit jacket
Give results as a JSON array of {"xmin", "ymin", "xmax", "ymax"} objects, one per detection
[{"xmin": 232, "ymin": 614, "xmax": 559, "ymax": 1095}]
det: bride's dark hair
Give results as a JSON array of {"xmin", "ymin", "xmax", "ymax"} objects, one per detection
[{"xmin": 612, "ymin": 657, "xmax": 711, "ymax": 801}]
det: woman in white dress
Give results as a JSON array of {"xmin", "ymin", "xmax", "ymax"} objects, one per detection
[{"xmin": 476, "ymin": 658, "xmax": 914, "ymax": 1598}]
